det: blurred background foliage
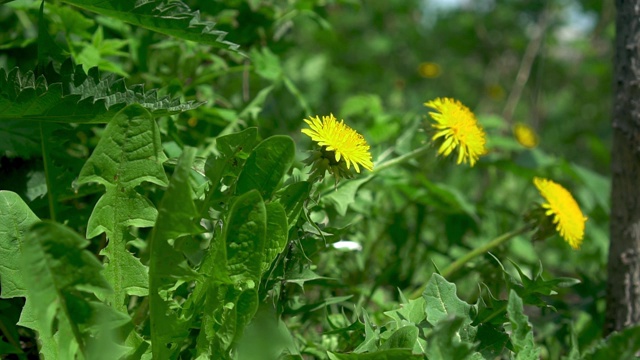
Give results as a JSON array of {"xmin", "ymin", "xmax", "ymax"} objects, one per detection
[{"xmin": 0, "ymin": 0, "xmax": 613, "ymax": 357}]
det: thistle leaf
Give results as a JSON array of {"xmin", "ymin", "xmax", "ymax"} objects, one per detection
[
  {"xmin": 0, "ymin": 59, "xmax": 203, "ymax": 124},
  {"xmin": 60, "ymin": 0, "xmax": 242, "ymax": 53}
]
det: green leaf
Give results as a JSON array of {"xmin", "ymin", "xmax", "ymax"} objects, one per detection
[
  {"xmin": 195, "ymin": 190, "xmax": 266, "ymax": 358},
  {"xmin": 424, "ymin": 316, "xmax": 479, "ymax": 360},
  {"xmin": 262, "ymin": 202, "xmax": 288, "ymax": 273},
  {"xmin": 0, "ymin": 120, "xmax": 41, "ymax": 158},
  {"xmin": 60, "ymin": 0, "xmax": 241, "ymax": 53},
  {"xmin": 423, "ymin": 274, "xmax": 477, "ymax": 342},
  {"xmin": 0, "ymin": 191, "xmax": 39, "ymax": 299},
  {"xmin": 276, "ymin": 181, "xmax": 312, "ymax": 230},
  {"xmin": 236, "ymin": 135, "xmax": 295, "ymax": 200},
  {"xmin": 216, "ymin": 127, "xmax": 259, "ymax": 160},
  {"xmin": 380, "ymin": 325, "xmax": 419, "ymax": 350},
  {"xmin": 148, "ymin": 146, "xmax": 203, "ymax": 358},
  {"xmin": 77, "ymin": 104, "xmax": 168, "ymax": 310},
  {"xmin": 353, "ymin": 312, "xmax": 379, "ymax": 353},
  {"xmin": 582, "ymin": 325, "xmax": 640, "ymax": 360},
  {"xmin": 0, "ymin": 59, "xmax": 203, "ymax": 124},
  {"xmin": 21, "ymin": 221, "xmax": 122, "ymax": 358},
  {"xmin": 323, "ymin": 176, "xmax": 372, "ymax": 216},
  {"xmin": 383, "ymin": 297, "xmax": 426, "ymax": 326},
  {"xmin": 328, "ymin": 349, "xmax": 422, "ymax": 359},
  {"xmin": 475, "ymin": 323, "xmax": 509, "ymax": 359},
  {"xmin": 507, "ymin": 290, "xmax": 540, "ymax": 359},
  {"xmin": 225, "ymin": 189, "xmax": 267, "ymax": 285}
]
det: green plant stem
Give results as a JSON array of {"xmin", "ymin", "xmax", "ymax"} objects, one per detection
[
  {"xmin": 373, "ymin": 144, "xmax": 431, "ymax": 174},
  {"xmin": 40, "ymin": 123, "xmax": 57, "ymax": 222},
  {"xmin": 410, "ymin": 225, "xmax": 530, "ymax": 299}
]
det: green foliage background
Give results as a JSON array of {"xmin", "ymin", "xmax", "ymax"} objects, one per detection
[{"xmin": 0, "ymin": 0, "xmax": 635, "ymax": 359}]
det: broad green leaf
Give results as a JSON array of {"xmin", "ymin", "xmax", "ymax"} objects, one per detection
[
  {"xmin": 323, "ymin": 176, "xmax": 372, "ymax": 216},
  {"xmin": 262, "ymin": 202, "xmax": 288, "ymax": 273},
  {"xmin": 0, "ymin": 59, "xmax": 203, "ymax": 124},
  {"xmin": 380, "ymin": 325, "xmax": 419, "ymax": 350},
  {"xmin": 60, "ymin": 0, "xmax": 241, "ymax": 53},
  {"xmin": 202, "ymin": 127, "xmax": 259, "ymax": 213},
  {"xmin": 507, "ymin": 290, "xmax": 540, "ymax": 359},
  {"xmin": 216, "ymin": 127, "xmax": 259, "ymax": 159},
  {"xmin": 328, "ymin": 349, "xmax": 422, "ymax": 359},
  {"xmin": 21, "ymin": 221, "xmax": 121, "ymax": 358},
  {"xmin": 276, "ymin": 181, "xmax": 312, "ymax": 230},
  {"xmin": 194, "ymin": 190, "xmax": 268, "ymax": 358},
  {"xmin": 383, "ymin": 297, "xmax": 426, "ymax": 326},
  {"xmin": 236, "ymin": 136, "xmax": 295, "ymax": 200},
  {"xmin": 424, "ymin": 316, "xmax": 479, "ymax": 360},
  {"xmin": 582, "ymin": 325, "xmax": 640, "ymax": 360},
  {"xmin": 0, "ymin": 191, "xmax": 39, "ymax": 299},
  {"xmin": 77, "ymin": 104, "xmax": 168, "ymax": 310},
  {"xmin": 148, "ymin": 146, "xmax": 203, "ymax": 359},
  {"xmin": 423, "ymin": 274, "xmax": 477, "ymax": 342},
  {"xmin": 475, "ymin": 323, "xmax": 509, "ymax": 359},
  {"xmin": 225, "ymin": 189, "xmax": 267, "ymax": 285},
  {"xmin": 0, "ymin": 120, "xmax": 40, "ymax": 158}
]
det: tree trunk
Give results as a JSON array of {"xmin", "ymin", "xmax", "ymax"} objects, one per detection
[{"xmin": 605, "ymin": 0, "xmax": 640, "ymax": 335}]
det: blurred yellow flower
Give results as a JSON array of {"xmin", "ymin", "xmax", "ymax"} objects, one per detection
[
  {"xmin": 418, "ymin": 62, "xmax": 441, "ymax": 78},
  {"xmin": 301, "ymin": 114, "xmax": 373, "ymax": 173},
  {"xmin": 514, "ymin": 123, "xmax": 538, "ymax": 148},
  {"xmin": 534, "ymin": 177, "xmax": 587, "ymax": 249},
  {"xmin": 424, "ymin": 97, "xmax": 487, "ymax": 166}
]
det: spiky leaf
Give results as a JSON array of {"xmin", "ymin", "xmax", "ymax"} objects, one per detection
[
  {"xmin": 423, "ymin": 273, "xmax": 477, "ymax": 342},
  {"xmin": 0, "ymin": 59, "xmax": 203, "ymax": 124},
  {"xmin": 507, "ymin": 290, "xmax": 541, "ymax": 359},
  {"xmin": 60, "ymin": 0, "xmax": 241, "ymax": 52}
]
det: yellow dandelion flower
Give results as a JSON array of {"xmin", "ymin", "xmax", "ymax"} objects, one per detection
[
  {"xmin": 514, "ymin": 123, "xmax": 539, "ymax": 149},
  {"xmin": 418, "ymin": 62, "xmax": 441, "ymax": 78},
  {"xmin": 301, "ymin": 114, "xmax": 373, "ymax": 173},
  {"xmin": 424, "ymin": 97, "xmax": 487, "ymax": 166},
  {"xmin": 534, "ymin": 177, "xmax": 587, "ymax": 249}
]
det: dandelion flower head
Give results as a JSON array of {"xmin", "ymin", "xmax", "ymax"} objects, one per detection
[
  {"xmin": 424, "ymin": 97, "xmax": 487, "ymax": 166},
  {"xmin": 534, "ymin": 177, "xmax": 587, "ymax": 249},
  {"xmin": 514, "ymin": 123, "xmax": 539, "ymax": 149},
  {"xmin": 301, "ymin": 114, "xmax": 373, "ymax": 173}
]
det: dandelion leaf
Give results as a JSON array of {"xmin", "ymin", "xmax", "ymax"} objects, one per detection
[
  {"xmin": 236, "ymin": 135, "xmax": 295, "ymax": 200},
  {"xmin": 276, "ymin": 181, "xmax": 311, "ymax": 230},
  {"xmin": 328, "ymin": 349, "xmax": 422, "ymax": 359},
  {"xmin": 196, "ymin": 189, "xmax": 266, "ymax": 358},
  {"xmin": 423, "ymin": 273, "xmax": 477, "ymax": 342},
  {"xmin": 0, "ymin": 191, "xmax": 39, "ymax": 299},
  {"xmin": 77, "ymin": 104, "xmax": 168, "ymax": 309},
  {"xmin": 21, "ymin": 221, "xmax": 127, "ymax": 359},
  {"xmin": 262, "ymin": 202, "xmax": 288, "ymax": 273},
  {"xmin": 424, "ymin": 316, "xmax": 478, "ymax": 360},
  {"xmin": 507, "ymin": 290, "xmax": 541, "ymax": 359},
  {"xmin": 148, "ymin": 147, "xmax": 203, "ymax": 358},
  {"xmin": 379, "ymin": 325, "xmax": 419, "ymax": 350}
]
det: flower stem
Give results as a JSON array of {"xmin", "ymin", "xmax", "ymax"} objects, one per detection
[
  {"xmin": 373, "ymin": 145, "xmax": 431, "ymax": 174},
  {"xmin": 409, "ymin": 224, "xmax": 531, "ymax": 299}
]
